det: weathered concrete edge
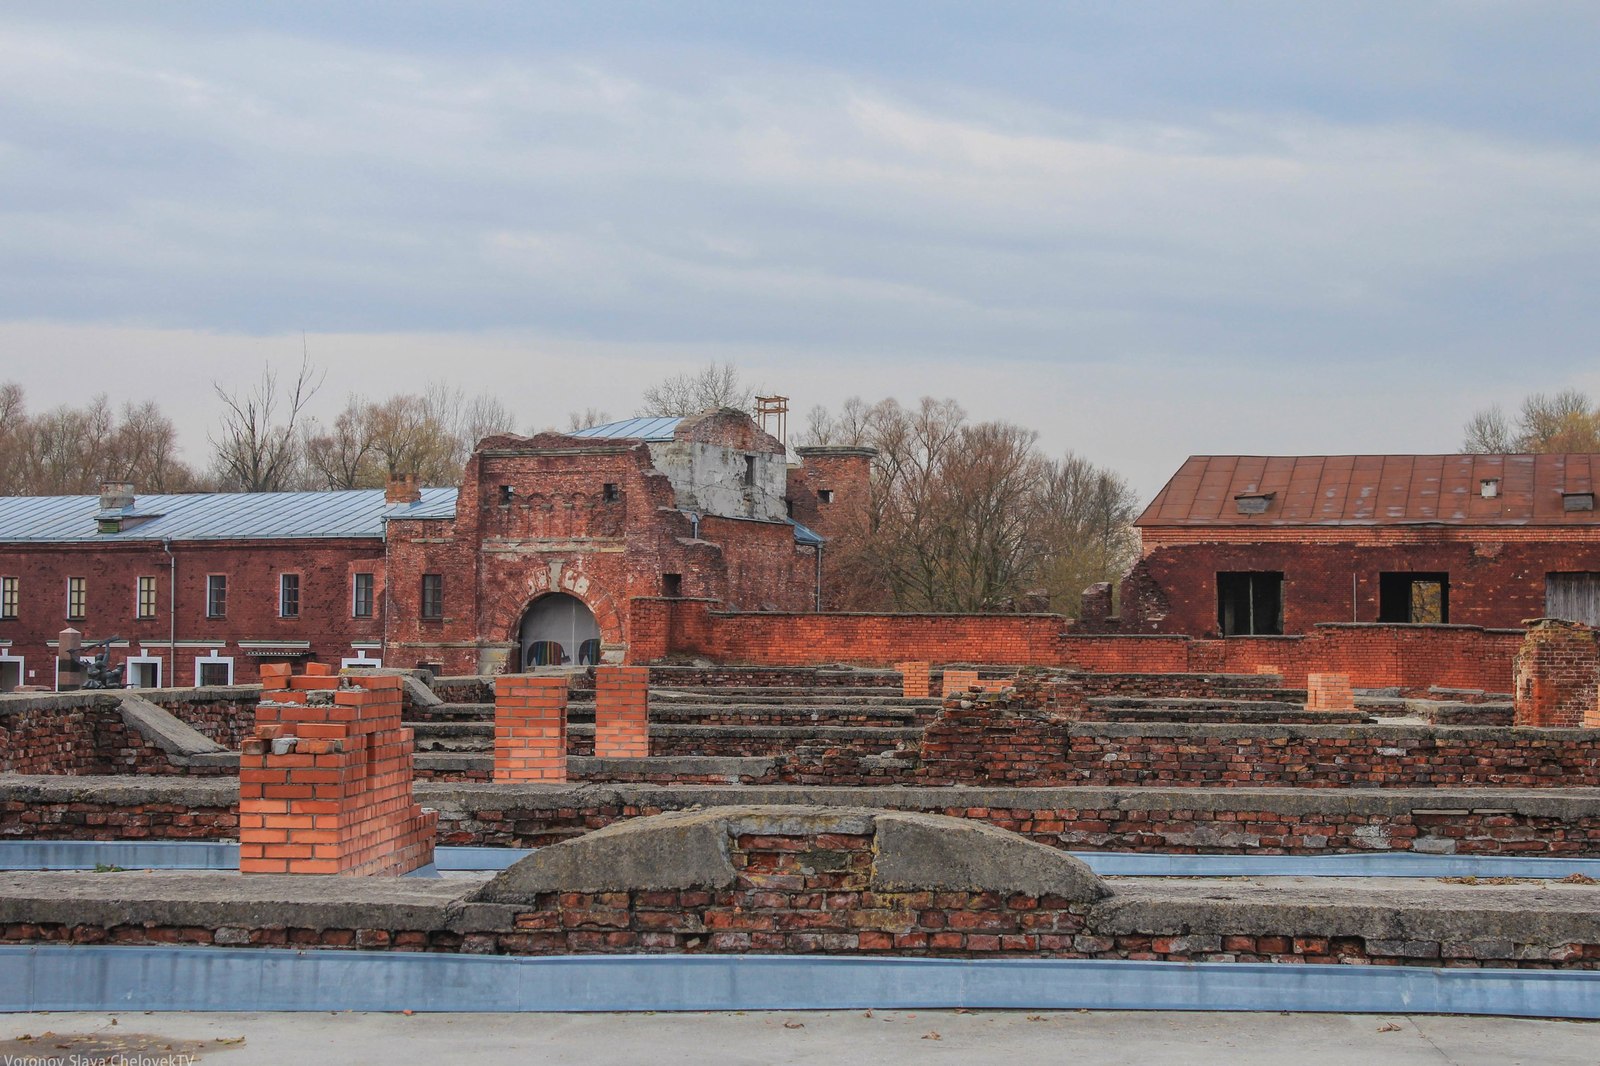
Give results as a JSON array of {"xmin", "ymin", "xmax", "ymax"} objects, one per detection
[{"xmin": 118, "ymin": 694, "xmax": 226, "ymax": 757}]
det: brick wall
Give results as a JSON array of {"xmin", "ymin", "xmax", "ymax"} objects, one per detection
[
  {"xmin": 239, "ymin": 664, "xmax": 435, "ymax": 875},
  {"xmin": 1306, "ymin": 673, "xmax": 1354, "ymax": 712},
  {"xmin": 0, "ymin": 693, "xmax": 232, "ymax": 777},
  {"xmin": 1126, "ymin": 525, "xmax": 1600, "ymax": 634},
  {"xmin": 1514, "ymin": 619, "xmax": 1600, "ymax": 727}
]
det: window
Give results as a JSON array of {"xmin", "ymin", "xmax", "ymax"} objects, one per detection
[
  {"xmin": 352, "ymin": 573, "xmax": 375, "ymax": 618},
  {"xmin": 66, "ymin": 577, "xmax": 86, "ymax": 621},
  {"xmin": 817, "ymin": 489, "xmax": 834, "ymax": 504},
  {"xmin": 603, "ymin": 483, "xmax": 619, "ymax": 503},
  {"xmin": 421, "ymin": 574, "xmax": 443, "ymax": 619},
  {"xmin": 1547, "ymin": 573, "xmax": 1600, "ymax": 627},
  {"xmin": 196, "ymin": 654, "xmax": 234, "ymax": 687},
  {"xmin": 0, "ymin": 577, "xmax": 16, "ymax": 620},
  {"xmin": 1378, "ymin": 573, "xmax": 1449, "ymax": 624},
  {"xmin": 136, "ymin": 576, "xmax": 157, "ymax": 620},
  {"xmin": 279, "ymin": 574, "xmax": 300, "ymax": 618},
  {"xmin": 662, "ymin": 573, "xmax": 683, "ymax": 597},
  {"xmin": 1217, "ymin": 572, "xmax": 1283, "ymax": 636},
  {"xmin": 498, "ymin": 485, "xmax": 514, "ymax": 506},
  {"xmin": 126, "ymin": 656, "xmax": 162, "ymax": 688},
  {"xmin": 206, "ymin": 575, "xmax": 227, "ymax": 619},
  {"xmin": 744, "ymin": 455, "xmax": 757, "ymax": 487}
]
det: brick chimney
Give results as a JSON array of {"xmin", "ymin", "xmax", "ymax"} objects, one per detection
[{"xmin": 385, "ymin": 473, "xmax": 422, "ymax": 505}]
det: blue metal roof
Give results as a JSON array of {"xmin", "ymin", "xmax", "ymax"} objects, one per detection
[
  {"xmin": 568, "ymin": 416, "xmax": 683, "ymax": 442},
  {"xmin": 789, "ymin": 519, "xmax": 824, "ymax": 547},
  {"xmin": 0, "ymin": 488, "xmax": 458, "ymax": 543}
]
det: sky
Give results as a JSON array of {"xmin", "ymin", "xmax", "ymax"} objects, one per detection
[{"xmin": 1, "ymin": 1, "xmax": 1598, "ymax": 498}]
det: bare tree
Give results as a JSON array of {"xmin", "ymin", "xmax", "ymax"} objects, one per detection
[
  {"xmin": 636, "ymin": 361, "xmax": 755, "ymax": 417},
  {"xmin": 209, "ymin": 358, "xmax": 323, "ymax": 492},
  {"xmin": 1035, "ymin": 453, "xmax": 1142, "ymax": 615},
  {"xmin": 567, "ymin": 407, "xmax": 612, "ymax": 432},
  {"xmin": 302, "ymin": 396, "xmax": 377, "ymax": 490},
  {"xmin": 1461, "ymin": 389, "xmax": 1600, "ymax": 453}
]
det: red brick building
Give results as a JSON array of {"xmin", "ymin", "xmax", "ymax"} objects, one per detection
[
  {"xmin": 0, "ymin": 410, "xmax": 868, "ymax": 689},
  {"xmin": 1122, "ymin": 454, "xmax": 1600, "ymax": 636}
]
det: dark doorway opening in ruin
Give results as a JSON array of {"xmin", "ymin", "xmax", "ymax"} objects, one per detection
[
  {"xmin": 518, "ymin": 593, "xmax": 601, "ymax": 669},
  {"xmin": 1217, "ymin": 572, "xmax": 1283, "ymax": 635},
  {"xmin": 1378, "ymin": 572, "xmax": 1449, "ymax": 624}
]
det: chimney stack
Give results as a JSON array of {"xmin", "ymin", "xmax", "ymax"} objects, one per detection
[{"xmin": 385, "ymin": 473, "xmax": 422, "ymax": 505}]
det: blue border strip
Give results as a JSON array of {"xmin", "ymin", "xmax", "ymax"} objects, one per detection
[
  {"xmin": 6, "ymin": 841, "xmax": 1600, "ymax": 879},
  {"xmin": 1, "ymin": 947, "xmax": 1598, "ymax": 1017}
]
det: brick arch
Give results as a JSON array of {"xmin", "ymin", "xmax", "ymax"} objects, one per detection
[{"xmin": 495, "ymin": 562, "xmax": 626, "ymax": 656}]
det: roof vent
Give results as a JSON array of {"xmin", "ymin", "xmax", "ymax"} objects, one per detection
[
  {"xmin": 1233, "ymin": 492, "xmax": 1275, "ymax": 516},
  {"xmin": 1563, "ymin": 492, "xmax": 1595, "ymax": 512},
  {"xmin": 1479, "ymin": 478, "xmax": 1500, "ymax": 499}
]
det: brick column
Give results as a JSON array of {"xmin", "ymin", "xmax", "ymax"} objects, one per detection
[
  {"xmin": 897, "ymin": 661, "xmax": 931, "ymax": 699},
  {"xmin": 594, "ymin": 665, "xmax": 649, "ymax": 758},
  {"xmin": 240, "ymin": 662, "xmax": 436, "ymax": 876},
  {"xmin": 1305, "ymin": 672, "xmax": 1354, "ymax": 713},
  {"xmin": 494, "ymin": 675, "xmax": 568, "ymax": 781},
  {"xmin": 942, "ymin": 669, "xmax": 980, "ymax": 697},
  {"xmin": 1514, "ymin": 619, "xmax": 1600, "ymax": 727}
]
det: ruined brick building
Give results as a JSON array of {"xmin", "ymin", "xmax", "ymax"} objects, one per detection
[
  {"xmin": 1121, "ymin": 454, "xmax": 1600, "ymax": 636},
  {"xmin": 0, "ymin": 409, "xmax": 869, "ymax": 689}
]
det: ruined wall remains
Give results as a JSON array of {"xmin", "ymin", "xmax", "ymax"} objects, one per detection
[{"xmin": 1514, "ymin": 619, "xmax": 1600, "ymax": 728}]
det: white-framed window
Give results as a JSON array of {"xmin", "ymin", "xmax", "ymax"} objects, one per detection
[
  {"xmin": 352, "ymin": 572, "xmax": 375, "ymax": 618},
  {"xmin": 125, "ymin": 655, "xmax": 163, "ymax": 688},
  {"xmin": 206, "ymin": 574, "xmax": 227, "ymax": 619},
  {"xmin": 136, "ymin": 575, "xmax": 158, "ymax": 620},
  {"xmin": 0, "ymin": 654, "xmax": 22, "ymax": 693},
  {"xmin": 195, "ymin": 651, "xmax": 234, "ymax": 687},
  {"xmin": 66, "ymin": 577, "xmax": 86, "ymax": 621},
  {"xmin": 341, "ymin": 650, "xmax": 383, "ymax": 670},
  {"xmin": 279, "ymin": 573, "xmax": 301, "ymax": 618}
]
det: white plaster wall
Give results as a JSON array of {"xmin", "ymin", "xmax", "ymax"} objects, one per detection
[{"xmin": 647, "ymin": 441, "xmax": 787, "ymax": 522}]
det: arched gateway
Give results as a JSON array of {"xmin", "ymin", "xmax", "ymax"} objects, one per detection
[{"xmin": 517, "ymin": 593, "xmax": 601, "ymax": 668}]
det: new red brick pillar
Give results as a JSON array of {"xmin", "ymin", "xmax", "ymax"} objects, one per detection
[
  {"xmin": 942, "ymin": 669, "xmax": 980, "ymax": 697},
  {"xmin": 897, "ymin": 661, "xmax": 931, "ymax": 699},
  {"xmin": 494, "ymin": 675, "xmax": 568, "ymax": 781},
  {"xmin": 1305, "ymin": 673, "xmax": 1354, "ymax": 713},
  {"xmin": 240, "ymin": 663, "xmax": 437, "ymax": 876},
  {"xmin": 594, "ymin": 666, "xmax": 649, "ymax": 758},
  {"xmin": 1513, "ymin": 619, "xmax": 1600, "ymax": 728}
]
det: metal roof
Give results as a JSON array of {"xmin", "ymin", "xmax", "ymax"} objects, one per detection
[
  {"xmin": 0, "ymin": 488, "xmax": 458, "ymax": 543},
  {"xmin": 567, "ymin": 416, "xmax": 683, "ymax": 442},
  {"xmin": 1138, "ymin": 454, "xmax": 1600, "ymax": 527}
]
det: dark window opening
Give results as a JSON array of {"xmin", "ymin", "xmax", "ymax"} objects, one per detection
[
  {"xmin": 198, "ymin": 661, "xmax": 232, "ymax": 687},
  {"xmin": 744, "ymin": 454, "xmax": 757, "ymax": 487},
  {"xmin": 279, "ymin": 574, "xmax": 300, "ymax": 618},
  {"xmin": 784, "ymin": 497, "xmax": 794, "ymax": 517},
  {"xmin": 662, "ymin": 573, "xmax": 682, "ymax": 597},
  {"xmin": 352, "ymin": 572, "xmax": 375, "ymax": 618},
  {"xmin": 498, "ymin": 485, "xmax": 514, "ymax": 505},
  {"xmin": 1378, "ymin": 572, "xmax": 1448, "ymax": 624},
  {"xmin": 1217, "ymin": 572, "xmax": 1283, "ymax": 636},
  {"xmin": 206, "ymin": 575, "xmax": 227, "ymax": 619},
  {"xmin": 817, "ymin": 489, "xmax": 834, "ymax": 504},
  {"xmin": 421, "ymin": 574, "xmax": 444, "ymax": 620},
  {"xmin": 603, "ymin": 483, "xmax": 619, "ymax": 502}
]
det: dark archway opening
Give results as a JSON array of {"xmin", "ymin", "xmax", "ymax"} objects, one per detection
[{"xmin": 517, "ymin": 593, "xmax": 601, "ymax": 668}]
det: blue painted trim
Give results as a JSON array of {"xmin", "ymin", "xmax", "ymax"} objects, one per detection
[
  {"xmin": 6, "ymin": 840, "xmax": 1600, "ymax": 879},
  {"xmin": 1, "ymin": 947, "xmax": 1598, "ymax": 1017}
]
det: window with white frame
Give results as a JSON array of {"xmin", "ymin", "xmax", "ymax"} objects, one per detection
[
  {"xmin": 279, "ymin": 573, "xmax": 300, "ymax": 618},
  {"xmin": 136, "ymin": 576, "xmax": 157, "ymax": 620},
  {"xmin": 352, "ymin": 572, "xmax": 375, "ymax": 618},
  {"xmin": 125, "ymin": 655, "xmax": 163, "ymax": 688},
  {"xmin": 66, "ymin": 577, "xmax": 86, "ymax": 621},
  {"xmin": 195, "ymin": 653, "xmax": 234, "ymax": 687}
]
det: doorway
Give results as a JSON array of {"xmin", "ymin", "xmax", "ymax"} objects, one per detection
[{"xmin": 517, "ymin": 593, "xmax": 601, "ymax": 669}]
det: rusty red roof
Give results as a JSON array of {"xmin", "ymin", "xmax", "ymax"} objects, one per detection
[{"xmin": 1137, "ymin": 455, "xmax": 1600, "ymax": 527}]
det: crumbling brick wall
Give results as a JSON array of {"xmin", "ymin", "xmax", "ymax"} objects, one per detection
[{"xmin": 1514, "ymin": 619, "xmax": 1600, "ymax": 727}]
